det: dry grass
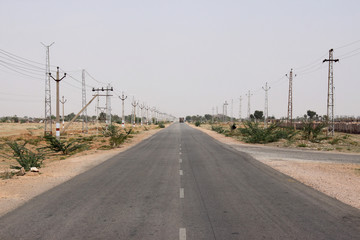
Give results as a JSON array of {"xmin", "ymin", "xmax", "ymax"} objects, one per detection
[{"xmin": 0, "ymin": 122, "xmax": 160, "ymax": 173}]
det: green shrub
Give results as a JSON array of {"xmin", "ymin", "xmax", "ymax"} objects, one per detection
[
  {"xmin": 109, "ymin": 129, "xmax": 132, "ymax": 148},
  {"xmin": 328, "ymin": 138, "xmax": 342, "ymax": 145},
  {"xmin": 6, "ymin": 141, "xmax": 44, "ymax": 171},
  {"xmin": 239, "ymin": 121, "xmax": 296, "ymax": 144},
  {"xmin": 44, "ymin": 135, "xmax": 88, "ymax": 155},
  {"xmin": 211, "ymin": 125, "xmax": 225, "ymax": 134},
  {"xmin": 297, "ymin": 143, "xmax": 307, "ymax": 148},
  {"xmin": 301, "ymin": 121, "xmax": 327, "ymax": 142},
  {"xmin": 195, "ymin": 121, "xmax": 201, "ymax": 127},
  {"xmin": 158, "ymin": 122, "xmax": 165, "ymax": 128}
]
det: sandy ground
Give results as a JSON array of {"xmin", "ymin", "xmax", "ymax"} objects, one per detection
[
  {"xmin": 191, "ymin": 124, "xmax": 360, "ymax": 209},
  {"xmin": 0, "ymin": 127, "xmax": 163, "ymax": 217}
]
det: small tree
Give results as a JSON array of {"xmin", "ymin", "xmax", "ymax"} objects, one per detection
[
  {"xmin": 6, "ymin": 141, "xmax": 44, "ymax": 171},
  {"xmin": 307, "ymin": 110, "xmax": 317, "ymax": 120}
]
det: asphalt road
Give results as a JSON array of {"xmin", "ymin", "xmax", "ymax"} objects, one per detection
[{"xmin": 0, "ymin": 123, "xmax": 359, "ymax": 239}]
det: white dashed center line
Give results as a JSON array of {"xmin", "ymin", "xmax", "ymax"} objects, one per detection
[
  {"xmin": 180, "ymin": 188, "xmax": 184, "ymax": 198},
  {"xmin": 179, "ymin": 228, "xmax": 186, "ymax": 240},
  {"xmin": 179, "ymin": 170, "xmax": 183, "ymax": 176}
]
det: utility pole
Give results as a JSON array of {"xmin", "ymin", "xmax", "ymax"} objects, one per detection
[
  {"xmin": 286, "ymin": 69, "xmax": 296, "ymax": 125},
  {"xmin": 105, "ymin": 84, "xmax": 113, "ymax": 126},
  {"xmin": 41, "ymin": 42, "xmax": 54, "ymax": 135},
  {"xmin": 323, "ymin": 49, "xmax": 339, "ymax": 136},
  {"xmin": 231, "ymin": 99, "xmax": 234, "ymax": 123},
  {"xmin": 139, "ymin": 103, "xmax": 145, "ymax": 126},
  {"xmin": 92, "ymin": 86, "xmax": 113, "ymax": 130},
  {"xmin": 246, "ymin": 90, "xmax": 252, "ymax": 119},
  {"xmin": 81, "ymin": 69, "xmax": 88, "ymax": 133},
  {"xmin": 151, "ymin": 107, "xmax": 156, "ymax": 124},
  {"xmin": 59, "ymin": 96, "xmax": 67, "ymax": 129},
  {"xmin": 145, "ymin": 105, "xmax": 150, "ymax": 125},
  {"xmin": 239, "ymin": 96, "xmax": 242, "ymax": 122},
  {"xmin": 262, "ymin": 82, "xmax": 271, "ymax": 127},
  {"xmin": 223, "ymin": 101, "xmax": 228, "ymax": 122},
  {"xmin": 49, "ymin": 67, "xmax": 66, "ymax": 140},
  {"xmin": 212, "ymin": 107, "xmax": 215, "ymax": 123},
  {"xmin": 118, "ymin": 92, "xmax": 127, "ymax": 128},
  {"xmin": 131, "ymin": 98, "xmax": 138, "ymax": 127}
]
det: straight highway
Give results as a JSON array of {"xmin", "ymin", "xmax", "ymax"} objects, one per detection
[{"xmin": 0, "ymin": 123, "xmax": 359, "ymax": 239}]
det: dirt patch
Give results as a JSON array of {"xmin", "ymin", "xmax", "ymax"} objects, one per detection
[
  {"xmin": 191, "ymin": 123, "xmax": 360, "ymax": 209},
  {"xmin": 0, "ymin": 125, "xmax": 164, "ymax": 217}
]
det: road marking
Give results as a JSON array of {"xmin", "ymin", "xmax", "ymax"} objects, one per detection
[
  {"xmin": 179, "ymin": 152, "xmax": 182, "ymax": 155},
  {"xmin": 179, "ymin": 159, "xmax": 182, "ymax": 163},
  {"xmin": 180, "ymin": 147, "xmax": 182, "ymax": 151},
  {"xmin": 180, "ymin": 188, "xmax": 184, "ymax": 198},
  {"xmin": 179, "ymin": 170, "xmax": 183, "ymax": 176},
  {"xmin": 179, "ymin": 228, "xmax": 186, "ymax": 240}
]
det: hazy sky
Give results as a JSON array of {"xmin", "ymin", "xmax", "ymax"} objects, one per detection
[{"xmin": 1, "ymin": 0, "xmax": 360, "ymax": 119}]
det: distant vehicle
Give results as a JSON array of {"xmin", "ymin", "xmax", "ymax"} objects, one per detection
[{"xmin": 179, "ymin": 117, "xmax": 184, "ymax": 123}]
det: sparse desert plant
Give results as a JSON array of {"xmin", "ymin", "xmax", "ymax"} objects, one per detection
[
  {"xmin": 211, "ymin": 125, "xmax": 225, "ymax": 134},
  {"xmin": 6, "ymin": 141, "xmax": 44, "ymax": 171},
  {"xmin": 44, "ymin": 135, "xmax": 88, "ymax": 155},
  {"xmin": 301, "ymin": 121, "xmax": 327, "ymax": 142},
  {"xmin": 109, "ymin": 129, "xmax": 132, "ymax": 148},
  {"xmin": 239, "ymin": 121, "xmax": 296, "ymax": 144}
]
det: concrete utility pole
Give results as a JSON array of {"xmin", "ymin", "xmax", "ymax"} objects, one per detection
[
  {"xmin": 131, "ymin": 98, "xmax": 138, "ymax": 127},
  {"xmin": 105, "ymin": 84, "xmax": 113, "ymax": 126},
  {"xmin": 239, "ymin": 96, "xmax": 242, "ymax": 121},
  {"xmin": 139, "ymin": 103, "xmax": 145, "ymax": 126},
  {"xmin": 246, "ymin": 90, "xmax": 252, "ymax": 119},
  {"xmin": 231, "ymin": 99, "xmax": 234, "ymax": 122},
  {"xmin": 286, "ymin": 69, "xmax": 296, "ymax": 124},
  {"xmin": 223, "ymin": 101, "xmax": 228, "ymax": 122},
  {"xmin": 59, "ymin": 96, "xmax": 67, "ymax": 129},
  {"xmin": 49, "ymin": 67, "xmax": 66, "ymax": 140},
  {"xmin": 323, "ymin": 49, "xmax": 339, "ymax": 136},
  {"xmin": 212, "ymin": 107, "xmax": 215, "ymax": 122},
  {"xmin": 118, "ymin": 92, "xmax": 127, "ymax": 127},
  {"xmin": 262, "ymin": 82, "xmax": 271, "ymax": 127},
  {"xmin": 81, "ymin": 69, "xmax": 88, "ymax": 133},
  {"xmin": 41, "ymin": 42, "xmax": 54, "ymax": 135},
  {"xmin": 145, "ymin": 105, "xmax": 150, "ymax": 125},
  {"xmin": 92, "ymin": 86, "xmax": 113, "ymax": 130}
]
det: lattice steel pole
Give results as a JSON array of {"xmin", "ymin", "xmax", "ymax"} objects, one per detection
[
  {"xmin": 286, "ymin": 69, "xmax": 296, "ymax": 125},
  {"xmin": 41, "ymin": 42, "xmax": 54, "ymax": 135},
  {"xmin": 81, "ymin": 69, "xmax": 88, "ymax": 133},
  {"xmin": 262, "ymin": 82, "xmax": 271, "ymax": 127},
  {"xmin": 323, "ymin": 49, "xmax": 339, "ymax": 136}
]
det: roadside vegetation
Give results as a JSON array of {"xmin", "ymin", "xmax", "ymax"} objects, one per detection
[
  {"xmin": 187, "ymin": 110, "xmax": 360, "ymax": 153},
  {"xmin": 0, "ymin": 121, "xmax": 170, "ymax": 176}
]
